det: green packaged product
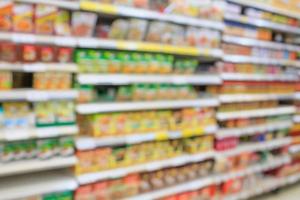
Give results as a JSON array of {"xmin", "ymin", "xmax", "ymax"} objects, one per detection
[
  {"xmin": 37, "ymin": 139, "xmax": 58, "ymax": 159},
  {"xmin": 75, "ymin": 49, "xmax": 92, "ymax": 72},
  {"xmin": 54, "ymin": 101, "xmax": 76, "ymax": 125},
  {"xmin": 117, "ymin": 86, "xmax": 132, "ymax": 101},
  {"xmin": 88, "ymin": 50, "xmax": 102, "ymax": 73},
  {"xmin": 2, "ymin": 142, "xmax": 15, "ymax": 162},
  {"xmin": 118, "ymin": 52, "xmax": 132, "ymax": 73},
  {"xmin": 34, "ymin": 102, "xmax": 56, "ymax": 127},
  {"xmin": 59, "ymin": 137, "xmax": 74, "ymax": 157},
  {"xmin": 104, "ymin": 51, "xmax": 122, "ymax": 73}
]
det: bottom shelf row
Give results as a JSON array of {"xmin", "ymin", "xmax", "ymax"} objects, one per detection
[{"xmin": 1, "ymin": 152, "xmax": 297, "ymax": 200}]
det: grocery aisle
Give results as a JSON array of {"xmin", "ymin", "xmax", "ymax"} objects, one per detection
[{"xmin": 1, "ymin": 0, "xmax": 300, "ymax": 199}]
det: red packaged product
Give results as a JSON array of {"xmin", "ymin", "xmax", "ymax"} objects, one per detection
[
  {"xmin": 93, "ymin": 181, "xmax": 109, "ymax": 200},
  {"xmin": 21, "ymin": 44, "xmax": 38, "ymax": 62},
  {"xmin": 75, "ymin": 185, "xmax": 94, "ymax": 200},
  {"xmin": 0, "ymin": 42, "xmax": 18, "ymax": 62},
  {"xmin": 57, "ymin": 47, "xmax": 73, "ymax": 63},
  {"xmin": 0, "ymin": 1, "xmax": 13, "ymax": 31},
  {"xmin": 40, "ymin": 46, "xmax": 55, "ymax": 62}
]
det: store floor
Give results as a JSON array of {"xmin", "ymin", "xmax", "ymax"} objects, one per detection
[{"xmin": 251, "ymin": 182, "xmax": 300, "ymax": 200}]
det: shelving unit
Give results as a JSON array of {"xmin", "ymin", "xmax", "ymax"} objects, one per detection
[{"xmin": 1, "ymin": 0, "xmax": 300, "ymax": 199}]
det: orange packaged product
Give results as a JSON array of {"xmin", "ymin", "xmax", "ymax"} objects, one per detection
[
  {"xmin": 75, "ymin": 185, "xmax": 94, "ymax": 200},
  {"xmin": 13, "ymin": 3, "xmax": 34, "ymax": 33},
  {"xmin": 94, "ymin": 148, "xmax": 112, "ymax": 170},
  {"xmin": 123, "ymin": 174, "xmax": 140, "ymax": 196},
  {"xmin": 93, "ymin": 182, "xmax": 109, "ymax": 200},
  {"xmin": 76, "ymin": 150, "xmax": 95, "ymax": 174},
  {"xmin": 35, "ymin": 4, "xmax": 57, "ymax": 35},
  {"xmin": 0, "ymin": 1, "xmax": 13, "ymax": 31}
]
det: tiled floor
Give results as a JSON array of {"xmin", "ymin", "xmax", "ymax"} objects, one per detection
[{"xmin": 251, "ymin": 182, "xmax": 300, "ymax": 200}]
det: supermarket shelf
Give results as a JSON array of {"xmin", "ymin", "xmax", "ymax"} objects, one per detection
[
  {"xmin": 223, "ymin": 35, "xmax": 300, "ymax": 51},
  {"xmin": 224, "ymin": 172, "xmax": 300, "ymax": 200},
  {"xmin": 77, "ymin": 151, "xmax": 215, "ymax": 185},
  {"xmin": 217, "ymin": 106, "xmax": 296, "ymax": 121},
  {"xmin": 0, "ymin": 125, "xmax": 78, "ymax": 141},
  {"xmin": 216, "ymin": 120, "xmax": 292, "ymax": 139},
  {"xmin": 228, "ymin": 0, "xmax": 300, "ymax": 20},
  {"xmin": 77, "ymin": 74, "xmax": 222, "ymax": 85},
  {"xmin": 215, "ymin": 137, "xmax": 291, "ymax": 158},
  {"xmin": 221, "ymin": 73, "xmax": 298, "ymax": 81},
  {"xmin": 0, "ymin": 62, "xmax": 78, "ymax": 72},
  {"xmin": 0, "ymin": 32, "xmax": 223, "ymax": 57},
  {"xmin": 80, "ymin": 1, "xmax": 225, "ymax": 30},
  {"xmin": 126, "ymin": 156, "xmax": 289, "ymax": 200},
  {"xmin": 76, "ymin": 125, "xmax": 217, "ymax": 150},
  {"xmin": 15, "ymin": 0, "xmax": 79, "ymax": 10},
  {"xmin": 224, "ymin": 13, "xmax": 300, "ymax": 35},
  {"xmin": 216, "ymin": 155, "xmax": 290, "ymax": 183},
  {"xmin": 223, "ymin": 54, "xmax": 300, "ymax": 67},
  {"xmin": 219, "ymin": 93, "xmax": 293, "ymax": 103},
  {"xmin": 0, "ymin": 89, "xmax": 78, "ymax": 102},
  {"xmin": 76, "ymin": 98, "xmax": 219, "ymax": 114},
  {"xmin": 0, "ymin": 156, "xmax": 77, "ymax": 177},
  {"xmin": 294, "ymin": 115, "xmax": 300, "ymax": 123},
  {"xmin": 0, "ymin": 170, "xmax": 78, "ymax": 200},
  {"xmin": 289, "ymin": 144, "xmax": 300, "ymax": 153}
]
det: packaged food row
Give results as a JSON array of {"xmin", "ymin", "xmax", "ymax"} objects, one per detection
[
  {"xmin": 76, "ymin": 135, "xmax": 214, "ymax": 174},
  {"xmin": 218, "ymin": 101, "xmax": 279, "ymax": 112},
  {"xmin": 0, "ymin": 137, "xmax": 74, "ymax": 162},
  {"xmin": 0, "ymin": 2, "xmax": 222, "ymax": 48},
  {"xmin": 222, "ymin": 43, "xmax": 298, "ymax": 60},
  {"xmin": 92, "ymin": 0, "xmax": 224, "ymax": 21},
  {"xmin": 218, "ymin": 62, "xmax": 295, "ymax": 75},
  {"xmin": 21, "ymin": 191, "xmax": 73, "ymax": 200},
  {"xmin": 0, "ymin": 42, "xmax": 73, "ymax": 63},
  {"xmin": 220, "ymin": 81, "xmax": 296, "ymax": 94},
  {"xmin": 0, "ymin": 101, "xmax": 76, "ymax": 129},
  {"xmin": 215, "ymin": 129, "xmax": 288, "ymax": 151},
  {"xmin": 75, "ymin": 49, "xmax": 200, "ymax": 74},
  {"xmin": 227, "ymin": 3, "xmax": 300, "ymax": 27},
  {"xmin": 75, "ymin": 160, "xmax": 213, "ymax": 199},
  {"xmin": 1, "ymin": 72, "xmax": 73, "ymax": 90},
  {"xmin": 220, "ymin": 115, "xmax": 292, "ymax": 129},
  {"xmin": 107, "ymin": 19, "xmax": 220, "ymax": 47},
  {"xmin": 77, "ymin": 84, "xmax": 201, "ymax": 103},
  {"xmin": 77, "ymin": 108, "xmax": 216, "ymax": 137},
  {"xmin": 225, "ymin": 21, "xmax": 272, "ymax": 41},
  {"xmin": 0, "ymin": 1, "xmax": 223, "ymax": 34}
]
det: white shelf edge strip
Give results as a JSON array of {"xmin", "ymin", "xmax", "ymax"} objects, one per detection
[
  {"xmin": 0, "ymin": 125, "xmax": 78, "ymax": 141},
  {"xmin": 77, "ymin": 151, "xmax": 215, "ymax": 185},
  {"xmin": 217, "ymin": 106, "xmax": 296, "ymax": 121},
  {"xmin": 216, "ymin": 120, "xmax": 292, "ymax": 139},
  {"xmin": 224, "ymin": 13, "xmax": 300, "ymax": 35},
  {"xmin": 294, "ymin": 92, "xmax": 300, "ymax": 100},
  {"xmin": 77, "ymin": 74, "xmax": 222, "ymax": 85},
  {"xmin": 76, "ymin": 125, "xmax": 217, "ymax": 150},
  {"xmin": 223, "ymin": 55, "xmax": 300, "ymax": 67},
  {"xmin": 228, "ymin": 0, "xmax": 300, "ymax": 20},
  {"xmin": 0, "ymin": 32, "xmax": 223, "ymax": 57},
  {"xmin": 0, "ymin": 62, "xmax": 78, "ymax": 72},
  {"xmin": 294, "ymin": 115, "xmax": 300, "ymax": 123},
  {"xmin": 77, "ymin": 98, "xmax": 219, "ymax": 114},
  {"xmin": 289, "ymin": 144, "xmax": 300, "ymax": 153},
  {"xmin": 221, "ymin": 73, "xmax": 298, "ymax": 81},
  {"xmin": 223, "ymin": 35, "xmax": 300, "ymax": 51},
  {"xmin": 15, "ymin": 0, "xmax": 80, "ymax": 10},
  {"xmin": 0, "ymin": 171, "xmax": 78, "ymax": 200},
  {"xmin": 0, "ymin": 156, "xmax": 77, "ymax": 177},
  {"xmin": 219, "ymin": 93, "xmax": 293, "ymax": 103},
  {"xmin": 216, "ymin": 137, "xmax": 291, "ymax": 157},
  {"xmin": 0, "ymin": 89, "xmax": 78, "ymax": 101},
  {"xmin": 126, "ymin": 155, "xmax": 290, "ymax": 200}
]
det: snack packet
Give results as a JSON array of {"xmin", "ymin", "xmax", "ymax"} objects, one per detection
[{"xmin": 72, "ymin": 11, "xmax": 97, "ymax": 37}]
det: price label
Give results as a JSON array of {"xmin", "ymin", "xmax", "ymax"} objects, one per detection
[
  {"xmin": 81, "ymin": 1, "xmax": 118, "ymax": 14},
  {"xmin": 182, "ymin": 127, "xmax": 204, "ymax": 138},
  {"xmin": 117, "ymin": 41, "xmax": 138, "ymax": 50},
  {"xmin": 155, "ymin": 132, "xmax": 168, "ymax": 141}
]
